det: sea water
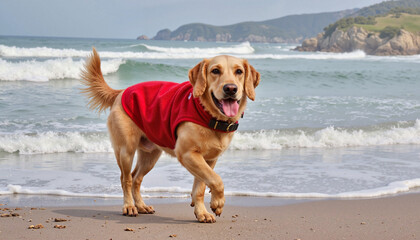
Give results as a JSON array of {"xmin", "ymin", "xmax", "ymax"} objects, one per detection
[{"xmin": 1, "ymin": 36, "xmax": 420, "ymax": 205}]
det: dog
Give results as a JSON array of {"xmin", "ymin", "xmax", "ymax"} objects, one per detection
[{"xmin": 80, "ymin": 48, "xmax": 260, "ymax": 223}]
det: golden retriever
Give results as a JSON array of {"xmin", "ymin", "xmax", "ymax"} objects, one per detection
[{"xmin": 80, "ymin": 48, "xmax": 260, "ymax": 223}]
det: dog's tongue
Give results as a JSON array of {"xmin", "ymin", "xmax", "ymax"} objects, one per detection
[{"xmin": 221, "ymin": 99, "xmax": 239, "ymax": 117}]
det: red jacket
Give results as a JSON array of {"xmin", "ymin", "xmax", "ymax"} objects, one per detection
[{"xmin": 121, "ymin": 81, "xmax": 214, "ymax": 149}]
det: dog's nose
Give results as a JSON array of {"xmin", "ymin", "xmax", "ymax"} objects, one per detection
[{"xmin": 223, "ymin": 84, "xmax": 238, "ymax": 96}]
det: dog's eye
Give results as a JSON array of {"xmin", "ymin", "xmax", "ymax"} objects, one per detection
[
  {"xmin": 235, "ymin": 69, "xmax": 243, "ymax": 75},
  {"xmin": 211, "ymin": 69, "xmax": 220, "ymax": 74}
]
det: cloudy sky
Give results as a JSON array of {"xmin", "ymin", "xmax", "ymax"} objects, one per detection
[{"xmin": 0, "ymin": 0, "xmax": 384, "ymax": 39}]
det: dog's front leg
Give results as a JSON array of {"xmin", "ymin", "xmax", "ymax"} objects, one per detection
[
  {"xmin": 177, "ymin": 151, "xmax": 224, "ymax": 223},
  {"xmin": 190, "ymin": 159, "xmax": 218, "ymax": 223}
]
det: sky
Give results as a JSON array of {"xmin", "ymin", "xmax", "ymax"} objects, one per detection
[{"xmin": 0, "ymin": 0, "xmax": 385, "ymax": 39}]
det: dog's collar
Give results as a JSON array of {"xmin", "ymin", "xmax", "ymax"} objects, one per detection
[
  {"xmin": 209, "ymin": 119, "xmax": 239, "ymax": 132},
  {"xmin": 208, "ymin": 113, "xmax": 243, "ymax": 132}
]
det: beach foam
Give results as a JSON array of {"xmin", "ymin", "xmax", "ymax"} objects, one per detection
[
  {"xmin": 2, "ymin": 178, "xmax": 420, "ymax": 199},
  {"xmin": 1, "ymin": 185, "xmax": 190, "ymax": 199},
  {"xmin": 0, "ymin": 58, "xmax": 124, "ymax": 81},
  {"xmin": 226, "ymin": 178, "xmax": 420, "ymax": 198}
]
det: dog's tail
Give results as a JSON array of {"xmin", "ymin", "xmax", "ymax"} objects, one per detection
[{"xmin": 80, "ymin": 48, "xmax": 122, "ymax": 113}]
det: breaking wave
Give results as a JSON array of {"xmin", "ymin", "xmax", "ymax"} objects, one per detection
[
  {"xmin": 242, "ymin": 50, "xmax": 367, "ymax": 60},
  {"xmin": 3, "ymin": 44, "xmax": 419, "ymax": 62},
  {"xmin": 0, "ymin": 43, "xmax": 254, "ymax": 59},
  {"xmin": 231, "ymin": 120, "xmax": 420, "ymax": 150},
  {"xmin": 0, "ymin": 132, "xmax": 112, "ymax": 154},
  {"xmin": 0, "ymin": 58, "xmax": 124, "ymax": 81},
  {"xmin": 1, "ymin": 120, "xmax": 419, "ymax": 154},
  {"xmin": 141, "ymin": 41, "xmax": 255, "ymax": 54}
]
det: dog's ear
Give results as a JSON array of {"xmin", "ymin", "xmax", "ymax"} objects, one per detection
[
  {"xmin": 188, "ymin": 59, "xmax": 209, "ymax": 98},
  {"xmin": 243, "ymin": 60, "xmax": 260, "ymax": 101}
]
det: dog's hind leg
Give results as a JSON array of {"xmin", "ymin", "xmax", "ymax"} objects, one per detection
[
  {"xmin": 107, "ymin": 97, "xmax": 141, "ymax": 216},
  {"xmin": 114, "ymin": 145, "xmax": 138, "ymax": 216},
  {"xmin": 131, "ymin": 147, "xmax": 162, "ymax": 214}
]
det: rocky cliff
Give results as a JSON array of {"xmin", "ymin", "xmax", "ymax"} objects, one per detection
[{"xmin": 295, "ymin": 26, "xmax": 420, "ymax": 55}]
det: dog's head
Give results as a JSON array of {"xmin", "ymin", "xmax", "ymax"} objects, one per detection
[{"xmin": 189, "ymin": 55, "xmax": 260, "ymax": 122}]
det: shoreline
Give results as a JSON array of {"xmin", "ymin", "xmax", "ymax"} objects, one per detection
[
  {"xmin": 3, "ymin": 189, "xmax": 420, "ymax": 208},
  {"xmin": 1, "ymin": 193, "xmax": 420, "ymax": 239},
  {"xmin": 1, "ymin": 194, "xmax": 317, "ymax": 208}
]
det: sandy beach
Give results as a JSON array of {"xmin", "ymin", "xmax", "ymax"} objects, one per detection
[{"xmin": 1, "ymin": 194, "xmax": 419, "ymax": 240}]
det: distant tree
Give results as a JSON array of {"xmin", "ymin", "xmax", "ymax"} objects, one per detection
[{"xmin": 379, "ymin": 26, "xmax": 401, "ymax": 38}]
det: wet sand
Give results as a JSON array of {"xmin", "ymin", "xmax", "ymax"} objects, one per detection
[{"xmin": 1, "ymin": 194, "xmax": 420, "ymax": 240}]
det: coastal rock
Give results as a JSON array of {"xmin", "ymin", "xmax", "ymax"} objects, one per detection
[
  {"xmin": 348, "ymin": 26, "xmax": 368, "ymax": 50},
  {"xmin": 365, "ymin": 34, "xmax": 383, "ymax": 50},
  {"xmin": 153, "ymin": 29, "xmax": 172, "ymax": 40},
  {"xmin": 298, "ymin": 37, "xmax": 318, "ymax": 51},
  {"xmin": 136, "ymin": 35, "xmax": 149, "ymax": 40},
  {"xmin": 296, "ymin": 26, "xmax": 420, "ymax": 56}
]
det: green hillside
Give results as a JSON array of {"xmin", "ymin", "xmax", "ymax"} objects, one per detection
[{"xmin": 355, "ymin": 13, "xmax": 420, "ymax": 33}]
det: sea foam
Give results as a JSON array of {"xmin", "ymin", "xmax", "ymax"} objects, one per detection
[
  {"xmin": 3, "ymin": 178, "xmax": 420, "ymax": 199},
  {"xmin": 1, "ymin": 185, "xmax": 190, "ymax": 199},
  {"xmin": 0, "ymin": 132, "xmax": 112, "ymax": 154},
  {"xmin": 141, "ymin": 41, "xmax": 255, "ymax": 55},
  {"xmin": 225, "ymin": 178, "xmax": 420, "ymax": 198},
  {"xmin": 231, "ymin": 119, "xmax": 420, "ymax": 150},
  {"xmin": 0, "ymin": 58, "xmax": 124, "ymax": 81},
  {"xmin": 0, "ymin": 43, "xmax": 254, "ymax": 59}
]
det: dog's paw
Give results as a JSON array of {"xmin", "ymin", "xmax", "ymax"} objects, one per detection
[
  {"xmin": 210, "ymin": 195, "xmax": 225, "ymax": 217},
  {"xmin": 136, "ymin": 204, "xmax": 155, "ymax": 214},
  {"xmin": 195, "ymin": 211, "xmax": 216, "ymax": 223},
  {"xmin": 123, "ymin": 205, "xmax": 138, "ymax": 217}
]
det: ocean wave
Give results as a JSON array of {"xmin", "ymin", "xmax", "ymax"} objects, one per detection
[
  {"xmin": 2, "ymin": 178, "xmax": 420, "ymax": 198},
  {"xmin": 231, "ymin": 119, "xmax": 420, "ymax": 150},
  {"xmin": 0, "ymin": 45, "xmax": 89, "ymax": 58},
  {"xmin": 0, "ymin": 132, "xmax": 112, "ymax": 154},
  {"xmin": 1, "ymin": 120, "xmax": 420, "ymax": 154},
  {"xmin": 141, "ymin": 41, "xmax": 255, "ymax": 54},
  {"xmin": 0, "ymin": 58, "xmax": 124, "ymax": 81},
  {"xmin": 2, "ymin": 44, "xmax": 420, "ymax": 62},
  {"xmin": 242, "ymin": 50, "xmax": 367, "ymax": 60},
  {"xmin": 0, "ymin": 43, "xmax": 253, "ymax": 59},
  {"xmin": 0, "ymin": 44, "xmax": 363, "ymax": 60}
]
